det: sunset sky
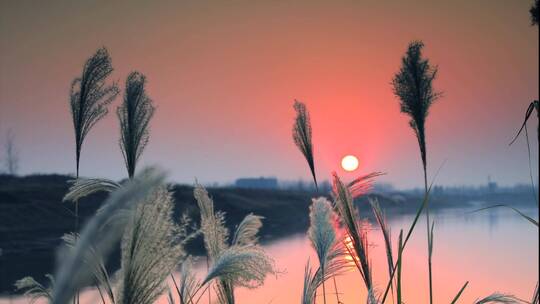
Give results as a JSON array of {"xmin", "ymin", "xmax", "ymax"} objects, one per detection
[{"xmin": 0, "ymin": 0, "xmax": 538, "ymax": 188}]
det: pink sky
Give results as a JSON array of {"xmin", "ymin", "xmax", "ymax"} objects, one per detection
[{"xmin": 0, "ymin": 0, "xmax": 538, "ymax": 187}]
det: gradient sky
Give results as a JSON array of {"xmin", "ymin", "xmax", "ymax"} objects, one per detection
[{"xmin": 0, "ymin": 0, "xmax": 538, "ymax": 188}]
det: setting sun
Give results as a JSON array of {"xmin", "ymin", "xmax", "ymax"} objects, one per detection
[{"xmin": 341, "ymin": 155, "xmax": 359, "ymax": 172}]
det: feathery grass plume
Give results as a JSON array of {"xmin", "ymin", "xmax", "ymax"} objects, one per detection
[
  {"xmin": 51, "ymin": 167, "xmax": 166, "ymax": 304},
  {"xmin": 63, "ymin": 177, "xmax": 121, "ymax": 202},
  {"xmin": 14, "ymin": 275, "xmax": 54, "ymax": 304},
  {"xmin": 62, "ymin": 232, "xmax": 114, "ymax": 304},
  {"xmin": 118, "ymin": 72, "xmax": 155, "ymax": 178},
  {"xmin": 292, "ymin": 100, "xmax": 318, "ymax": 191},
  {"xmin": 116, "ymin": 187, "xmax": 185, "ymax": 304},
  {"xmin": 70, "ymin": 47, "xmax": 119, "ymax": 178},
  {"xmin": 232, "ymin": 214, "xmax": 263, "ymax": 246},
  {"xmin": 194, "ymin": 183, "xmax": 274, "ymax": 304},
  {"xmin": 194, "ymin": 183, "xmax": 229, "ymax": 260},
  {"xmin": 509, "ymin": 101, "xmax": 539, "ymax": 145},
  {"xmin": 369, "ymin": 199, "xmax": 394, "ymax": 299},
  {"xmin": 392, "ymin": 40, "xmax": 440, "ymax": 304},
  {"xmin": 202, "ymin": 246, "xmax": 274, "ymax": 289},
  {"xmin": 392, "ymin": 41, "xmax": 440, "ymax": 191},
  {"xmin": 331, "ymin": 172, "xmax": 374, "ymax": 291},
  {"xmin": 473, "ymin": 293, "xmax": 521, "ymax": 304},
  {"xmin": 308, "ymin": 197, "xmax": 343, "ymax": 304}
]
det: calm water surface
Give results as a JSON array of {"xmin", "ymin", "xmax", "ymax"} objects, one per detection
[{"xmin": 2, "ymin": 206, "xmax": 538, "ymax": 303}]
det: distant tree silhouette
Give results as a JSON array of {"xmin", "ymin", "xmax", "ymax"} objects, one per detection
[
  {"xmin": 531, "ymin": 0, "xmax": 539, "ymax": 25},
  {"xmin": 118, "ymin": 72, "xmax": 155, "ymax": 179},
  {"xmin": 4, "ymin": 129, "xmax": 19, "ymax": 175},
  {"xmin": 69, "ymin": 47, "xmax": 119, "ymax": 178},
  {"xmin": 392, "ymin": 40, "xmax": 441, "ymax": 304}
]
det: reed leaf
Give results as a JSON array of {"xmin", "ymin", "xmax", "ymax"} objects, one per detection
[
  {"xmin": 470, "ymin": 205, "xmax": 538, "ymax": 227},
  {"xmin": 70, "ymin": 47, "xmax": 119, "ymax": 177},
  {"xmin": 51, "ymin": 167, "xmax": 166, "ymax": 304},
  {"xmin": 450, "ymin": 281, "xmax": 469, "ymax": 304},
  {"xmin": 118, "ymin": 71, "xmax": 155, "ymax": 178},
  {"xmin": 369, "ymin": 199, "xmax": 395, "ymax": 299},
  {"xmin": 292, "ymin": 100, "xmax": 318, "ymax": 191}
]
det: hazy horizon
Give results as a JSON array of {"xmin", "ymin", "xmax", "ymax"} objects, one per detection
[{"xmin": 1, "ymin": 0, "xmax": 538, "ymax": 188}]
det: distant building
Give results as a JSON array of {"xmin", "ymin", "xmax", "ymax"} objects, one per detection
[{"xmin": 235, "ymin": 177, "xmax": 278, "ymax": 189}]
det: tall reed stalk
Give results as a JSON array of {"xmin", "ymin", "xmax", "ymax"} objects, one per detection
[{"xmin": 392, "ymin": 40, "xmax": 440, "ymax": 304}]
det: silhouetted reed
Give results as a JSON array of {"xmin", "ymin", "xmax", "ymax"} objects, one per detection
[
  {"xmin": 118, "ymin": 71, "xmax": 155, "ymax": 179},
  {"xmin": 392, "ymin": 40, "xmax": 440, "ymax": 304},
  {"xmin": 69, "ymin": 47, "xmax": 119, "ymax": 178},
  {"xmin": 293, "ymin": 100, "xmax": 318, "ymax": 191}
]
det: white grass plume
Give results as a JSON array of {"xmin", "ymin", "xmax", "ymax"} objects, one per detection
[
  {"xmin": 51, "ymin": 167, "xmax": 166, "ymax": 304},
  {"xmin": 194, "ymin": 183, "xmax": 229, "ymax": 260},
  {"xmin": 232, "ymin": 214, "xmax": 263, "ymax": 246},
  {"xmin": 116, "ymin": 187, "xmax": 185, "ymax": 304},
  {"xmin": 14, "ymin": 275, "xmax": 54, "ymax": 304},
  {"xmin": 62, "ymin": 232, "xmax": 114, "ymax": 303},
  {"xmin": 63, "ymin": 177, "xmax": 121, "ymax": 202},
  {"xmin": 308, "ymin": 197, "xmax": 338, "ymax": 272},
  {"xmin": 194, "ymin": 183, "xmax": 274, "ymax": 304},
  {"xmin": 202, "ymin": 245, "xmax": 274, "ymax": 289}
]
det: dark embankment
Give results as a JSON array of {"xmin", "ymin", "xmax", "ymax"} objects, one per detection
[{"xmin": 0, "ymin": 174, "xmax": 535, "ymax": 294}]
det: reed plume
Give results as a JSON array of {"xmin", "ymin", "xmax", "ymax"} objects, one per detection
[
  {"xmin": 292, "ymin": 100, "xmax": 318, "ymax": 191},
  {"xmin": 307, "ymin": 197, "xmax": 344, "ymax": 304},
  {"xmin": 392, "ymin": 40, "xmax": 440, "ymax": 304},
  {"xmin": 116, "ymin": 187, "xmax": 185, "ymax": 304},
  {"xmin": 194, "ymin": 183, "xmax": 274, "ymax": 304},
  {"xmin": 118, "ymin": 71, "xmax": 155, "ymax": 178},
  {"xmin": 14, "ymin": 275, "xmax": 54, "ymax": 304},
  {"xmin": 70, "ymin": 47, "xmax": 119, "ymax": 178},
  {"xmin": 62, "ymin": 232, "xmax": 114, "ymax": 304},
  {"xmin": 51, "ymin": 167, "xmax": 166, "ymax": 304},
  {"xmin": 331, "ymin": 173, "xmax": 375, "ymax": 291}
]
